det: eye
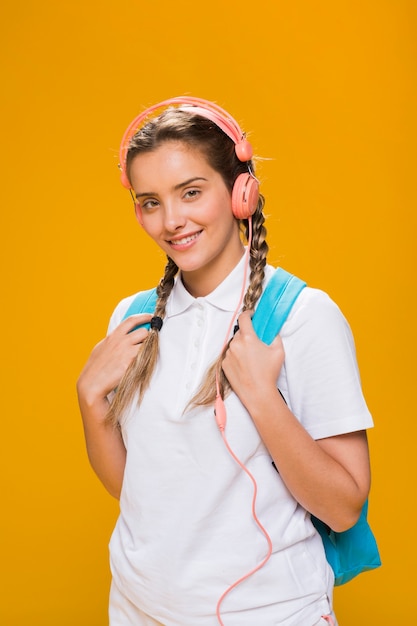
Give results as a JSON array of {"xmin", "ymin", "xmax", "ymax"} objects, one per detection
[
  {"xmin": 184, "ymin": 188, "xmax": 200, "ymax": 200},
  {"xmin": 140, "ymin": 198, "xmax": 159, "ymax": 211}
]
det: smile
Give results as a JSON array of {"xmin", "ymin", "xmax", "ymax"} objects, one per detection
[{"xmin": 168, "ymin": 231, "xmax": 202, "ymax": 246}]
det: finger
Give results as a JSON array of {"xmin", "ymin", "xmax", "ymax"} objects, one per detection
[
  {"xmin": 127, "ymin": 325, "xmax": 151, "ymax": 344},
  {"xmin": 236, "ymin": 310, "xmax": 255, "ymax": 335},
  {"xmin": 120, "ymin": 313, "xmax": 153, "ymax": 333}
]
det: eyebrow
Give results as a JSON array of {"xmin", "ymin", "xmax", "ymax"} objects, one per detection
[{"xmin": 135, "ymin": 177, "xmax": 208, "ymax": 199}]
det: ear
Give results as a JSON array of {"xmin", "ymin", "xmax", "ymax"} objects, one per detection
[{"xmin": 134, "ymin": 202, "xmax": 144, "ymax": 226}]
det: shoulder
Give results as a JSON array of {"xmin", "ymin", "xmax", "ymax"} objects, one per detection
[
  {"xmin": 107, "ymin": 291, "xmax": 146, "ymax": 334},
  {"xmin": 286, "ymin": 286, "xmax": 347, "ymax": 329},
  {"xmin": 265, "ymin": 265, "xmax": 345, "ymax": 318},
  {"xmin": 263, "ymin": 266, "xmax": 351, "ymax": 340},
  {"xmin": 281, "ymin": 282, "xmax": 358, "ymax": 375}
]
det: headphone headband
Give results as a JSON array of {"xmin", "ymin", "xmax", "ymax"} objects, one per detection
[
  {"xmin": 118, "ymin": 97, "xmax": 253, "ymax": 189},
  {"xmin": 119, "ymin": 96, "xmax": 259, "ymax": 220}
]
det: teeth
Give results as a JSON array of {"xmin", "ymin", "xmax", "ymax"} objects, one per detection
[{"xmin": 171, "ymin": 232, "xmax": 200, "ymax": 245}]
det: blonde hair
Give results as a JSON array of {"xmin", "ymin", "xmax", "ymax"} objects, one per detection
[{"xmin": 107, "ymin": 109, "xmax": 269, "ymax": 425}]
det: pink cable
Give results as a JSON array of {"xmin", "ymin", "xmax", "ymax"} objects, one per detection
[
  {"xmin": 215, "ymin": 431, "xmax": 273, "ymax": 625},
  {"xmin": 214, "ymin": 217, "xmax": 252, "ymax": 416},
  {"xmin": 214, "ymin": 217, "xmax": 274, "ymax": 625}
]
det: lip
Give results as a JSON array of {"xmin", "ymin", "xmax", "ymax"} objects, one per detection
[{"xmin": 167, "ymin": 230, "xmax": 203, "ymax": 249}]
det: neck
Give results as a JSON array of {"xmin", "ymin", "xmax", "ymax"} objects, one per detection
[{"xmin": 181, "ymin": 246, "xmax": 245, "ymax": 298}]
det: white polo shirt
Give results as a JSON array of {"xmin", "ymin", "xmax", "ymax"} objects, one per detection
[{"xmin": 108, "ymin": 257, "xmax": 373, "ymax": 625}]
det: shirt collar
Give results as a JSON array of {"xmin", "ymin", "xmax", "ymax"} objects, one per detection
[{"xmin": 167, "ymin": 253, "xmax": 249, "ymax": 317}]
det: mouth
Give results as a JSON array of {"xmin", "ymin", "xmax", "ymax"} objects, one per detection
[{"xmin": 168, "ymin": 231, "xmax": 202, "ymax": 247}]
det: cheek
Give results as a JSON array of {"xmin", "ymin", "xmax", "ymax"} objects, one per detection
[
  {"xmin": 202, "ymin": 191, "xmax": 233, "ymax": 223},
  {"xmin": 140, "ymin": 214, "xmax": 163, "ymax": 243}
]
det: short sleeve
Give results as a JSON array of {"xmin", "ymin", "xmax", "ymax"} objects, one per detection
[{"xmin": 278, "ymin": 287, "xmax": 374, "ymax": 439}]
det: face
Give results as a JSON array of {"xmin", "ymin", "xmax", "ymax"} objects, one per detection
[{"xmin": 129, "ymin": 141, "xmax": 244, "ymax": 297}]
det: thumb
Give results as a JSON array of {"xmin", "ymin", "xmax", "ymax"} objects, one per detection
[{"xmin": 236, "ymin": 309, "xmax": 255, "ymax": 335}]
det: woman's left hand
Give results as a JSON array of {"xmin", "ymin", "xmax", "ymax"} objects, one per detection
[{"xmin": 222, "ymin": 310, "xmax": 285, "ymax": 406}]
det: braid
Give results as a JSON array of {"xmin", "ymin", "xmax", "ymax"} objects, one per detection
[
  {"xmin": 242, "ymin": 195, "xmax": 269, "ymax": 311},
  {"xmin": 107, "ymin": 257, "xmax": 179, "ymax": 425},
  {"xmin": 189, "ymin": 196, "xmax": 269, "ymax": 409},
  {"xmin": 154, "ymin": 257, "xmax": 179, "ymax": 316}
]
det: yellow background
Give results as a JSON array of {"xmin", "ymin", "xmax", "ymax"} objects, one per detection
[{"xmin": 1, "ymin": 1, "xmax": 415, "ymax": 623}]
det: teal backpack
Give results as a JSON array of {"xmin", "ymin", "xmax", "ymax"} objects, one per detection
[{"xmin": 122, "ymin": 268, "xmax": 381, "ymax": 585}]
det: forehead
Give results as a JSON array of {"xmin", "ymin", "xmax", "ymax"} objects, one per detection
[{"xmin": 129, "ymin": 141, "xmax": 215, "ymax": 185}]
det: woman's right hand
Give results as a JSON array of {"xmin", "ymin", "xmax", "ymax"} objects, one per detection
[{"xmin": 77, "ymin": 314, "xmax": 153, "ymax": 409}]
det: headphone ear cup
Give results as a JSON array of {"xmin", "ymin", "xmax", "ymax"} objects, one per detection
[
  {"xmin": 231, "ymin": 173, "xmax": 259, "ymax": 219},
  {"xmin": 234, "ymin": 139, "xmax": 253, "ymax": 162},
  {"xmin": 120, "ymin": 170, "xmax": 131, "ymax": 189}
]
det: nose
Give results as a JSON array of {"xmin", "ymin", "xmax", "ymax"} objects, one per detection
[{"xmin": 163, "ymin": 200, "xmax": 187, "ymax": 232}]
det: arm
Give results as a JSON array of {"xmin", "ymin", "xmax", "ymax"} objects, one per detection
[
  {"xmin": 222, "ymin": 310, "xmax": 371, "ymax": 533},
  {"xmin": 77, "ymin": 313, "xmax": 152, "ymax": 499}
]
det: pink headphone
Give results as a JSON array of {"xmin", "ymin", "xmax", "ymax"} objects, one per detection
[{"xmin": 118, "ymin": 96, "xmax": 259, "ymax": 220}]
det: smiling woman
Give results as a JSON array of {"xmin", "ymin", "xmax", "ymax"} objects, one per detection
[{"xmin": 76, "ymin": 97, "xmax": 374, "ymax": 626}]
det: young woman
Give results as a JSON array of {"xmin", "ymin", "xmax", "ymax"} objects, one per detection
[{"xmin": 77, "ymin": 97, "xmax": 373, "ymax": 626}]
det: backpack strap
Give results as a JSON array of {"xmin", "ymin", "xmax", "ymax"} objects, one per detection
[
  {"xmin": 121, "ymin": 268, "xmax": 306, "ymax": 336},
  {"xmin": 121, "ymin": 287, "xmax": 158, "ymax": 329},
  {"xmin": 252, "ymin": 268, "xmax": 307, "ymax": 344}
]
